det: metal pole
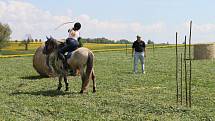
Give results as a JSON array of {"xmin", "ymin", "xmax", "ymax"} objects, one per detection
[
  {"xmin": 189, "ymin": 21, "xmax": 192, "ymax": 107},
  {"xmin": 180, "ymin": 53, "xmax": 183, "ymax": 105},
  {"xmin": 176, "ymin": 32, "xmax": 179, "ymax": 104},
  {"xmin": 153, "ymin": 43, "xmax": 155, "ymax": 56},
  {"xmin": 184, "ymin": 35, "xmax": 188, "ymax": 106},
  {"xmin": 126, "ymin": 44, "xmax": 128, "ymax": 56}
]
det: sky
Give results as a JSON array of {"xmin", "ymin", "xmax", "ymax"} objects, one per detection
[{"xmin": 0, "ymin": 0, "xmax": 215, "ymax": 43}]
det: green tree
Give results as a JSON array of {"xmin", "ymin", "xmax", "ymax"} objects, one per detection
[
  {"xmin": 116, "ymin": 39, "xmax": 131, "ymax": 44},
  {"xmin": 147, "ymin": 40, "xmax": 154, "ymax": 44},
  {"xmin": 78, "ymin": 37, "xmax": 83, "ymax": 47},
  {"xmin": 20, "ymin": 39, "xmax": 30, "ymax": 50},
  {"xmin": 0, "ymin": 23, "xmax": 12, "ymax": 50},
  {"xmin": 20, "ymin": 34, "xmax": 33, "ymax": 50}
]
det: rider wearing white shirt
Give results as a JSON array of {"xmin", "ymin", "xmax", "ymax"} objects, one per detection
[
  {"xmin": 59, "ymin": 22, "xmax": 81, "ymax": 55},
  {"xmin": 58, "ymin": 22, "xmax": 81, "ymax": 71},
  {"xmin": 68, "ymin": 29, "xmax": 80, "ymax": 40}
]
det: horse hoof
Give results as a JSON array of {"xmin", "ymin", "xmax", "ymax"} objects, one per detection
[
  {"xmin": 57, "ymin": 87, "xmax": 62, "ymax": 91},
  {"xmin": 65, "ymin": 88, "xmax": 69, "ymax": 91},
  {"xmin": 93, "ymin": 87, "xmax": 96, "ymax": 93}
]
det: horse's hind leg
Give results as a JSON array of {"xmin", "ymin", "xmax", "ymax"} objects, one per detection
[
  {"xmin": 79, "ymin": 68, "xmax": 84, "ymax": 93},
  {"xmin": 64, "ymin": 76, "xmax": 69, "ymax": 91},
  {"xmin": 80, "ymin": 68, "xmax": 90, "ymax": 93},
  {"xmin": 57, "ymin": 76, "xmax": 63, "ymax": 91},
  {"xmin": 92, "ymin": 69, "xmax": 96, "ymax": 93}
]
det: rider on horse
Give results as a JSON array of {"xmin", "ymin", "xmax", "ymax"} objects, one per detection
[
  {"xmin": 59, "ymin": 22, "xmax": 81, "ymax": 56},
  {"xmin": 58, "ymin": 22, "xmax": 81, "ymax": 69}
]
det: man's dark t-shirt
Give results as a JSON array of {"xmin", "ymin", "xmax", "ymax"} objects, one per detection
[{"xmin": 132, "ymin": 40, "xmax": 146, "ymax": 52}]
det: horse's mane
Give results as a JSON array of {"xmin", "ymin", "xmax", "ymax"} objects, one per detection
[
  {"xmin": 47, "ymin": 37, "xmax": 67, "ymax": 75},
  {"xmin": 57, "ymin": 41, "xmax": 65, "ymax": 49},
  {"xmin": 49, "ymin": 37, "xmax": 65, "ymax": 49}
]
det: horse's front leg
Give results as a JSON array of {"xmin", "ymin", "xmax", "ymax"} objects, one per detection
[
  {"xmin": 64, "ymin": 76, "xmax": 69, "ymax": 91},
  {"xmin": 57, "ymin": 76, "xmax": 63, "ymax": 91}
]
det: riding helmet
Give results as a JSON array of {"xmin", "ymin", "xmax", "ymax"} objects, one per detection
[{"xmin": 74, "ymin": 22, "xmax": 81, "ymax": 30}]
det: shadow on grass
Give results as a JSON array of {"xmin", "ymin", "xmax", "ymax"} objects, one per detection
[
  {"xmin": 20, "ymin": 75, "xmax": 49, "ymax": 80},
  {"xmin": 119, "ymin": 71, "xmax": 136, "ymax": 75},
  {"xmin": 11, "ymin": 90, "xmax": 80, "ymax": 97},
  {"xmin": 126, "ymin": 71, "xmax": 135, "ymax": 74}
]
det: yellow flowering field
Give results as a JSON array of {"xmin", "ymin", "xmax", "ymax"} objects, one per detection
[
  {"xmin": 2, "ymin": 42, "xmax": 188, "ymax": 52},
  {"xmin": 3, "ymin": 42, "xmax": 131, "ymax": 51},
  {"xmin": 1, "ymin": 42, "xmax": 188, "ymax": 58},
  {"xmin": 3, "ymin": 42, "xmax": 43, "ymax": 50}
]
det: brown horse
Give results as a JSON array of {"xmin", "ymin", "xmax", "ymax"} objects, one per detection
[{"xmin": 43, "ymin": 36, "xmax": 96, "ymax": 93}]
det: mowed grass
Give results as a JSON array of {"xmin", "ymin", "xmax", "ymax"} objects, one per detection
[{"xmin": 0, "ymin": 47, "xmax": 214, "ymax": 121}]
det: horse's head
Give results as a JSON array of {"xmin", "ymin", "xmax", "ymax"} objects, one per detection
[{"xmin": 43, "ymin": 36, "xmax": 58, "ymax": 55}]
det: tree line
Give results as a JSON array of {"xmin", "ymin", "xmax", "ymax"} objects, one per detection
[
  {"xmin": 13, "ymin": 39, "xmax": 42, "ymax": 43},
  {"xmin": 79, "ymin": 37, "xmax": 131, "ymax": 44}
]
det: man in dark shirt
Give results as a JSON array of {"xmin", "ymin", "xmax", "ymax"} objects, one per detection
[{"xmin": 132, "ymin": 35, "xmax": 146, "ymax": 74}]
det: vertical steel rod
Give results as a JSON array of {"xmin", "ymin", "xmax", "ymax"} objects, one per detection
[
  {"xmin": 180, "ymin": 53, "xmax": 183, "ymax": 105},
  {"xmin": 153, "ymin": 43, "xmax": 155, "ymax": 57},
  {"xmin": 184, "ymin": 35, "xmax": 188, "ymax": 106},
  {"xmin": 176, "ymin": 32, "xmax": 179, "ymax": 104},
  {"xmin": 126, "ymin": 44, "xmax": 128, "ymax": 56},
  {"xmin": 189, "ymin": 21, "xmax": 192, "ymax": 107}
]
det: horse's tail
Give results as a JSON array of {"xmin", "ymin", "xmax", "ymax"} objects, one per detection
[
  {"xmin": 86, "ymin": 51, "xmax": 94, "ymax": 79},
  {"xmin": 81, "ymin": 50, "xmax": 96, "ymax": 93}
]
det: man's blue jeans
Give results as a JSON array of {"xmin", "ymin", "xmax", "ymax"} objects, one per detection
[{"xmin": 134, "ymin": 51, "xmax": 145, "ymax": 73}]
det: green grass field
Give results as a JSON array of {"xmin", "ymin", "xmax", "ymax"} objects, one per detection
[{"xmin": 0, "ymin": 47, "xmax": 214, "ymax": 120}]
